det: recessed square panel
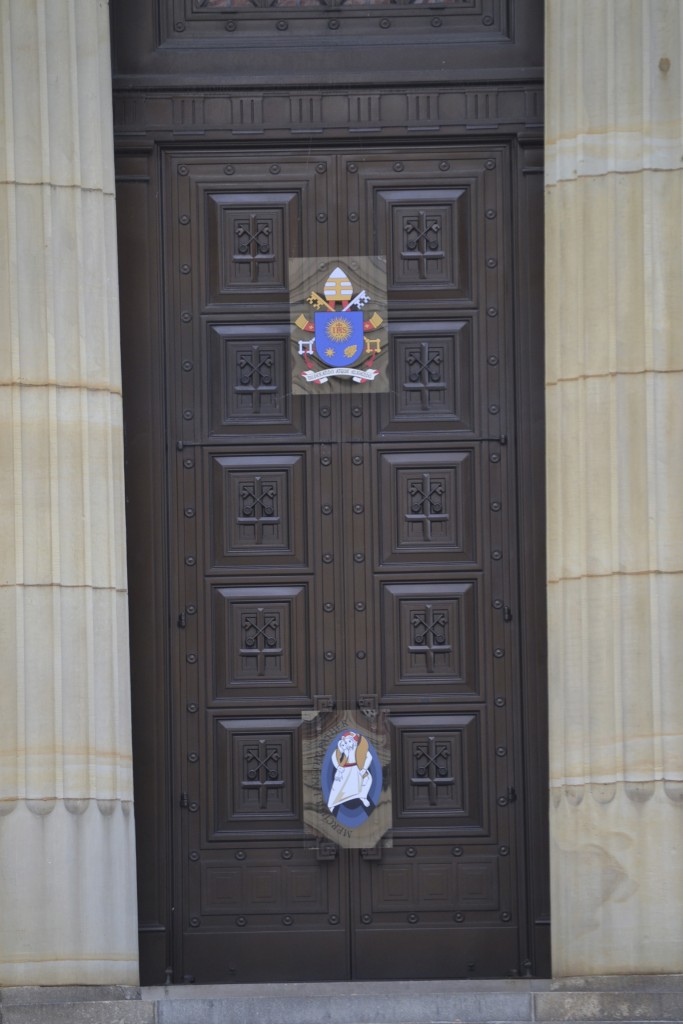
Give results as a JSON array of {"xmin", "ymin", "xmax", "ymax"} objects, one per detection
[
  {"xmin": 380, "ymin": 581, "xmax": 481, "ymax": 699},
  {"xmin": 202, "ymin": 867, "xmax": 243, "ymax": 912},
  {"xmin": 457, "ymin": 860, "xmax": 499, "ymax": 908},
  {"xmin": 374, "ymin": 865, "xmax": 413, "ymax": 906},
  {"xmin": 213, "ymin": 717, "xmax": 301, "ymax": 832},
  {"xmin": 208, "ymin": 452, "xmax": 309, "ymax": 571},
  {"xmin": 377, "ymin": 450, "xmax": 478, "ymax": 567},
  {"xmin": 207, "ymin": 323, "xmax": 305, "ymax": 437},
  {"xmin": 375, "ymin": 188, "xmax": 473, "ymax": 302},
  {"xmin": 393, "ymin": 714, "xmax": 484, "ymax": 830},
  {"xmin": 248, "ymin": 868, "xmax": 281, "ymax": 903},
  {"xmin": 375, "ymin": 320, "xmax": 476, "ymax": 435},
  {"xmin": 206, "ymin": 191, "xmax": 299, "ymax": 302},
  {"xmin": 289, "ymin": 867, "xmax": 325, "ymax": 906},
  {"xmin": 417, "ymin": 865, "xmax": 452, "ymax": 903},
  {"xmin": 211, "ymin": 584, "xmax": 310, "ymax": 702}
]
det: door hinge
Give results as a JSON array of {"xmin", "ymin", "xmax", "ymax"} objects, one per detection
[
  {"xmin": 358, "ymin": 694, "xmax": 378, "ymax": 720},
  {"xmin": 178, "ymin": 611, "xmax": 187, "ymax": 628},
  {"xmin": 361, "ymin": 845, "xmax": 383, "ymax": 861},
  {"xmin": 507, "ymin": 786, "xmax": 517, "ymax": 804},
  {"xmin": 179, "ymin": 792, "xmax": 189, "ymax": 809},
  {"xmin": 503, "ymin": 605, "xmax": 513, "ymax": 622},
  {"xmin": 316, "ymin": 840, "xmax": 338, "ymax": 861},
  {"xmin": 509, "ymin": 958, "xmax": 534, "ymax": 979}
]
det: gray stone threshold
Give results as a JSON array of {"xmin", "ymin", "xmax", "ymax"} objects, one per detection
[{"xmin": 1, "ymin": 977, "xmax": 682, "ymax": 1024}]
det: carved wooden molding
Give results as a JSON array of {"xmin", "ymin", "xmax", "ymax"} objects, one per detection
[{"xmin": 113, "ymin": 84, "xmax": 543, "ymax": 139}]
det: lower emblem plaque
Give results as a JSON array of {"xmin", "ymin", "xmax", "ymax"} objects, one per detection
[{"xmin": 302, "ymin": 708, "xmax": 392, "ymax": 849}]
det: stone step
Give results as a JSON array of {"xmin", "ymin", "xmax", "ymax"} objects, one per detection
[
  {"xmin": 143, "ymin": 979, "xmax": 683, "ymax": 1024},
  {"xmin": 149, "ymin": 986, "xmax": 530, "ymax": 1024},
  {"xmin": 1, "ymin": 979, "xmax": 682, "ymax": 1024},
  {"xmin": 0, "ymin": 990, "xmax": 154, "ymax": 1024},
  {"xmin": 1, "ymin": 1006, "xmax": 153, "ymax": 1024}
]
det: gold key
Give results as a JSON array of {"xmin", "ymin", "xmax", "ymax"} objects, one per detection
[{"xmin": 306, "ymin": 291, "xmax": 333, "ymax": 311}]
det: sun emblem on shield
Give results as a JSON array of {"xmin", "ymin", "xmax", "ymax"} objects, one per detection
[
  {"xmin": 293, "ymin": 264, "xmax": 385, "ymax": 385},
  {"xmin": 326, "ymin": 316, "xmax": 353, "ymax": 342}
]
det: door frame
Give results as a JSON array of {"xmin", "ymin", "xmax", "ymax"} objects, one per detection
[{"xmin": 112, "ymin": 4, "xmax": 547, "ymax": 977}]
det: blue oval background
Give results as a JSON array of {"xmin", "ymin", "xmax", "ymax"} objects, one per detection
[{"xmin": 321, "ymin": 731, "xmax": 383, "ymax": 829}]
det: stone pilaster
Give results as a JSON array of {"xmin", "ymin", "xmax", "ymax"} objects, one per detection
[
  {"xmin": 546, "ymin": 0, "xmax": 683, "ymax": 975},
  {"xmin": 0, "ymin": 0, "xmax": 138, "ymax": 984}
]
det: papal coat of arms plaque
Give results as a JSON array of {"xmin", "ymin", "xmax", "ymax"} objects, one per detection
[{"xmin": 289, "ymin": 256, "xmax": 388, "ymax": 394}]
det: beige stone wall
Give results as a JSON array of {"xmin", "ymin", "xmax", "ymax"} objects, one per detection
[
  {"xmin": 546, "ymin": 0, "xmax": 683, "ymax": 975},
  {"xmin": 0, "ymin": 0, "xmax": 138, "ymax": 984}
]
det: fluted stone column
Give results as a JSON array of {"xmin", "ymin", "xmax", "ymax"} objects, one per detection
[
  {"xmin": 0, "ymin": 0, "xmax": 138, "ymax": 985},
  {"xmin": 546, "ymin": 0, "xmax": 683, "ymax": 976}
]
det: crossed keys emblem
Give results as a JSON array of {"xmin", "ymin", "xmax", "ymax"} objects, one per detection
[{"xmin": 293, "ymin": 265, "xmax": 385, "ymax": 385}]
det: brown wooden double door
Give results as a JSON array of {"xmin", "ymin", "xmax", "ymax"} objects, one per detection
[{"xmin": 167, "ymin": 145, "xmax": 525, "ymax": 981}]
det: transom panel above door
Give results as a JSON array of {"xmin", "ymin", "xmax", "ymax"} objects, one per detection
[{"xmin": 166, "ymin": 147, "xmax": 525, "ymax": 982}]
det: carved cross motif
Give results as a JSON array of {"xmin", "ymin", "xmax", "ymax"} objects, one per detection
[
  {"xmin": 404, "ymin": 342, "xmax": 447, "ymax": 409},
  {"xmin": 242, "ymin": 739, "xmax": 285, "ymax": 809},
  {"xmin": 405, "ymin": 473, "xmax": 448, "ymax": 541},
  {"xmin": 411, "ymin": 736, "xmax": 454, "ymax": 806},
  {"xmin": 409, "ymin": 603, "xmax": 452, "ymax": 672},
  {"xmin": 234, "ymin": 346, "xmax": 278, "ymax": 414},
  {"xmin": 238, "ymin": 476, "xmax": 280, "ymax": 543},
  {"xmin": 401, "ymin": 211, "xmax": 444, "ymax": 278},
  {"xmin": 234, "ymin": 215, "xmax": 275, "ymax": 282},
  {"xmin": 240, "ymin": 608, "xmax": 282, "ymax": 675}
]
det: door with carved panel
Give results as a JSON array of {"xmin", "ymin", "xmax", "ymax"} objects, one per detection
[{"xmin": 166, "ymin": 146, "xmax": 524, "ymax": 981}]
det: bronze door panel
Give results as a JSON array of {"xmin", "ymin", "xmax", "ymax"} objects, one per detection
[
  {"xmin": 206, "ymin": 191, "xmax": 301, "ymax": 304},
  {"xmin": 207, "ymin": 451, "xmax": 310, "ymax": 573},
  {"xmin": 210, "ymin": 716, "xmax": 304, "ymax": 835},
  {"xmin": 166, "ymin": 147, "xmax": 525, "ymax": 982},
  {"xmin": 206, "ymin": 323, "xmax": 307, "ymax": 439},
  {"xmin": 209, "ymin": 583, "xmax": 313, "ymax": 704},
  {"xmin": 391, "ymin": 713, "xmax": 486, "ymax": 829},
  {"xmin": 377, "ymin": 580, "xmax": 484, "ymax": 702},
  {"xmin": 375, "ymin": 448, "xmax": 479, "ymax": 568},
  {"xmin": 376, "ymin": 318, "xmax": 478, "ymax": 435}
]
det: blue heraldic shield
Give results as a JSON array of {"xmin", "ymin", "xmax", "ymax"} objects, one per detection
[{"xmin": 314, "ymin": 311, "xmax": 365, "ymax": 368}]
